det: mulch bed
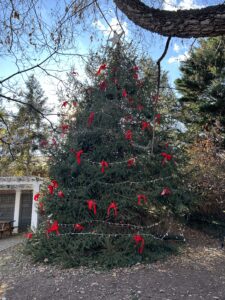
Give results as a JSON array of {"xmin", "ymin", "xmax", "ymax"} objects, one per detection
[{"xmin": 0, "ymin": 228, "xmax": 224, "ymax": 300}]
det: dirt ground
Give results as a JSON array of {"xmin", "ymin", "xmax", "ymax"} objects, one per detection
[{"xmin": 0, "ymin": 228, "xmax": 225, "ymax": 300}]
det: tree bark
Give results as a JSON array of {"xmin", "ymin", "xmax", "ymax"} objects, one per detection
[{"xmin": 114, "ymin": 0, "xmax": 225, "ymax": 38}]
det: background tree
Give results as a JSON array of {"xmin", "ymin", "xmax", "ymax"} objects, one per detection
[
  {"xmin": 175, "ymin": 37, "xmax": 225, "ymax": 144},
  {"xmin": 0, "ymin": 75, "xmax": 50, "ymax": 176},
  {"xmin": 175, "ymin": 37, "xmax": 225, "ymax": 227},
  {"xmin": 26, "ymin": 44, "xmax": 190, "ymax": 268}
]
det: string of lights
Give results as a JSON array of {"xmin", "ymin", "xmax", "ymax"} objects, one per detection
[{"xmin": 59, "ymin": 220, "xmax": 162, "ymax": 230}]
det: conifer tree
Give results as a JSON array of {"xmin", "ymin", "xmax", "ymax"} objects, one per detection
[
  {"xmin": 8, "ymin": 75, "xmax": 50, "ymax": 175},
  {"xmin": 27, "ymin": 45, "xmax": 189, "ymax": 268},
  {"xmin": 175, "ymin": 37, "xmax": 225, "ymax": 141}
]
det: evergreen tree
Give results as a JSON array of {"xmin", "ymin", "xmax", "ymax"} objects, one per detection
[
  {"xmin": 27, "ymin": 45, "xmax": 190, "ymax": 268},
  {"xmin": 175, "ymin": 37, "xmax": 225, "ymax": 142},
  {"xmin": 7, "ymin": 75, "xmax": 50, "ymax": 176}
]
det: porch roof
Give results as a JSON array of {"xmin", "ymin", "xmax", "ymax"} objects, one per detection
[{"xmin": 0, "ymin": 177, "xmax": 44, "ymax": 190}]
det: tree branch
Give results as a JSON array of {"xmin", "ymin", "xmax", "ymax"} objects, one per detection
[
  {"xmin": 0, "ymin": 94, "xmax": 55, "ymax": 130},
  {"xmin": 114, "ymin": 0, "xmax": 225, "ymax": 38}
]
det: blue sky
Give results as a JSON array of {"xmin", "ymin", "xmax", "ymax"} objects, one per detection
[{"xmin": 0, "ymin": 0, "xmax": 219, "ymax": 121}]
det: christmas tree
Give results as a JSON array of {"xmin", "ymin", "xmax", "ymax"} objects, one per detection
[{"xmin": 27, "ymin": 45, "xmax": 189, "ymax": 268}]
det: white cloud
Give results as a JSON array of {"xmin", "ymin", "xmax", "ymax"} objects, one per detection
[
  {"xmin": 173, "ymin": 43, "xmax": 180, "ymax": 53},
  {"xmin": 163, "ymin": 0, "xmax": 204, "ymax": 11},
  {"xmin": 168, "ymin": 51, "xmax": 190, "ymax": 64},
  {"xmin": 179, "ymin": 0, "xmax": 203, "ymax": 9},
  {"xmin": 163, "ymin": 0, "xmax": 177, "ymax": 11},
  {"xmin": 93, "ymin": 17, "xmax": 128, "ymax": 37}
]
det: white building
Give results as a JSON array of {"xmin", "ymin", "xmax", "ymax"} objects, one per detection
[{"xmin": 0, "ymin": 177, "xmax": 43, "ymax": 232}]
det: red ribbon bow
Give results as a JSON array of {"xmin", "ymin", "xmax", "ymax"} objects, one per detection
[
  {"xmin": 133, "ymin": 66, "xmax": 139, "ymax": 71},
  {"xmin": 25, "ymin": 232, "xmax": 33, "ymax": 239},
  {"xmin": 96, "ymin": 64, "xmax": 106, "ymax": 75},
  {"xmin": 137, "ymin": 194, "xmax": 147, "ymax": 205},
  {"xmin": 74, "ymin": 223, "xmax": 84, "ymax": 231},
  {"xmin": 51, "ymin": 180, "xmax": 59, "ymax": 189},
  {"xmin": 127, "ymin": 158, "xmax": 135, "ymax": 167},
  {"xmin": 100, "ymin": 160, "xmax": 109, "ymax": 173},
  {"xmin": 160, "ymin": 187, "xmax": 172, "ymax": 196},
  {"xmin": 133, "ymin": 235, "xmax": 145, "ymax": 254},
  {"xmin": 141, "ymin": 121, "xmax": 151, "ymax": 131},
  {"xmin": 161, "ymin": 152, "xmax": 172, "ymax": 165},
  {"xmin": 76, "ymin": 150, "xmax": 84, "ymax": 165},
  {"xmin": 48, "ymin": 185, "xmax": 54, "ymax": 195},
  {"xmin": 107, "ymin": 202, "xmax": 118, "ymax": 218},
  {"xmin": 62, "ymin": 101, "xmax": 68, "ymax": 108},
  {"xmin": 58, "ymin": 191, "xmax": 65, "ymax": 198},
  {"xmin": 34, "ymin": 193, "xmax": 40, "ymax": 201},
  {"xmin": 87, "ymin": 199, "xmax": 97, "ymax": 215},
  {"xmin": 73, "ymin": 101, "xmax": 77, "ymax": 107},
  {"xmin": 46, "ymin": 220, "xmax": 59, "ymax": 237},
  {"xmin": 122, "ymin": 89, "xmax": 127, "ymax": 98},
  {"xmin": 133, "ymin": 73, "xmax": 138, "ymax": 80},
  {"xmin": 61, "ymin": 124, "xmax": 69, "ymax": 133},
  {"xmin": 88, "ymin": 112, "xmax": 95, "ymax": 127},
  {"xmin": 125, "ymin": 130, "xmax": 132, "ymax": 141}
]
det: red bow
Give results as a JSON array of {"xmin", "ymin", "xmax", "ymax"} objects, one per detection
[
  {"xmin": 99, "ymin": 80, "xmax": 107, "ymax": 91},
  {"xmin": 58, "ymin": 191, "xmax": 65, "ymax": 198},
  {"xmin": 141, "ymin": 121, "xmax": 151, "ymax": 131},
  {"xmin": 133, "ymin": 235, "xmax": 145, "ymax": 254},
  {"xmin": 62, "ymin": 101, "xmax": 68, "ymax": 108},
  {"xmin": 25, "ymin": 232, "xmax": 33, "ymax": 239},
  {"xmin": 76, "ymin": 150, "xmax": 83, "ymax": 165},
  {"xmin": 88, "ymin": 112, "xmax": 95, "ymax": 127},
  {"xmin": 137, "ymin": 194, "xmax": 147, "ymax": 205},
  {"xmin": 122, "ymin": 89, "xmax": 127, "ymax": 97},
  {"xmin": 107, "ymin": 202, "xmax": 118, "ymax": 218},
  {"xmin": 51, "ymin": 180, "xmax": 59, "ymax": 189},
  {"xmin": 73, "ymin": 101, "xmax": 77, "ymax": 107},
  {"xmin": 100, "ymin": 160, "xmax": 109, "ymax": 173},
  {"xmin": 133, "ymin": 73, "xmax": 138, "ymax": 80},
  {"xmin": 46, "ymin": 220, "xmax": 59, "ymax": 237},
  {"xmin": 61, "ymin": 124, "xmax": 69, "ymax": 133},
  {"xmin": 127, "ymin": 158, "xmax": 135, "ymax": 167},
  {"xmin": 125, "ymin": 130, "xmax": 132, "ymax": 141},
  {"xmin": 160, "ymin": 187, "xmax": 172, "ymax": 196},
  {"xmin": 87, "ymin": 199, "xmax": 97, "ymax": 215},
  {"xmin": 155, "ymin": 114, "xmax": 161, "ymax": 125},
  {"xmin": 74, "ymin": 223, "xmax": 84, "ymax": 231},
  {"xmin": 48, "ymin": 185, "xmax": 54, "ymax": 195},
  {"xmin": 161, "ymin": 152, "xmax": 172, "ymax": 165},
  {"xmin": 96, "ymin": 64, "xmax": 106, "ymax": 75},
  {"xmin": 34, "ymin": 193, "xmax": 40, "ymax": 201},
  {"xmin": 133, "ymin": 66, "xmax": 139, "ymax": 71}
]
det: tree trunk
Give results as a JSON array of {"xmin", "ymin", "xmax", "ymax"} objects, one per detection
[{"xmin": 114, "ymin": 0, "xmax": 225, "ymax": 38}]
